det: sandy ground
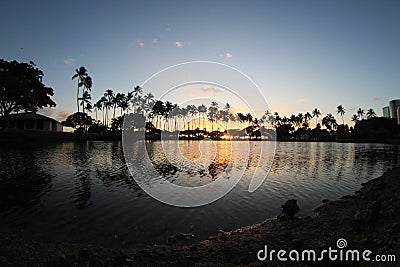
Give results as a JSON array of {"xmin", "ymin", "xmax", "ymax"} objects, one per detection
[{"xmin": 1, "ymin": 167, "xmax": 399, "ymax": 266}]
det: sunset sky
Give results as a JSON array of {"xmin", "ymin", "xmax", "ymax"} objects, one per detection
[{"xmin": 1, "ymin": 0, "xmax": 399, "ymax": 125}]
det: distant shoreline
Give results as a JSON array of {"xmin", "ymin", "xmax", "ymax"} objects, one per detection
[{"xmin": 1, "ymin": 128, "xmax": 399, "ymax": 144}]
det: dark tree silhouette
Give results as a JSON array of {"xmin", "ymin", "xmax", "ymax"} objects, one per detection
[
  {"xmin": 366, "ymin": 108, "xmax": 376, "ymax": 119},
  {"xmin": 336, "ymin": 105, "xmax": 345, "ymax": 125},
  {"xmin": 72, "ymin": 66, "xmax": 88, "ymax": 113},
  {"xmin": 312, "ymin": 108, "xmax": 321, "ymax": 126},
  {"xmin": 61, "ymin": 112, "xmax": 93, "ymax": 130},
  {"xmin": 0, "ymin": 59, "xmax": 56, "ymax": 118}
]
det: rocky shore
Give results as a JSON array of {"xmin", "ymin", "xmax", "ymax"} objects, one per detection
[{"xmin": 1, "ymin": 167, "xmax": 399, "ymax": 266}]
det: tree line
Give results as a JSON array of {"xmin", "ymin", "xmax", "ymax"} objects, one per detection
[
  {"xmin": 63, "ymin": 66, "xmax": 392, "ymax": 141},
  {"xmin": 0, "ymin": 60, "xmax": 397, "ymax": 142}
]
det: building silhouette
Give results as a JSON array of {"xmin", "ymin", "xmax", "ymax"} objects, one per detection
[
  {"xmin": 389, "ymin": 99, "xmax": 400, "ymax": 121},
  {"xmin": 2, "ymin": 112, "xmax": 63, "ymax": 132},
  {"xmin": 383, "ymin": 106, "xmax": 390, "ymax": 118}
]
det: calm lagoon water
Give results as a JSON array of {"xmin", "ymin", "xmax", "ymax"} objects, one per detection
[{"xmin": 0, "ymin": 141, "xmax": 399, "ymax": 247}]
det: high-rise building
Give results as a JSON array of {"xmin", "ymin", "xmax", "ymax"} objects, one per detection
[
  {"xmin": 389, "ymin": 99, "xmax": 400, "ymax": 120},
  {"xmin": 397, "ymin": 108, "xmax": 400, "ymax": 125},
  {"xmin": 383, "ymin": 106, "xmax": 390, "ymax": 118}
]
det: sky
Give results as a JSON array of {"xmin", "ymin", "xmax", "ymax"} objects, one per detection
[{"xmin": 1, "ymin": 0, "xmax": 399, "ymax": 125}]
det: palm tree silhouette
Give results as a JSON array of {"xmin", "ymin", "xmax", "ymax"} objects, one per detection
[
  {"xmin": 198, "ymin": 104, "xmax": 207, "ymax": 131},
  {"xmin": 351, "ymin": 114, "xmax": 359, "ymax": 124},
  {"xmin": 93, "ymin": 99, "xmax": 103, "ymax": 121},
  {"xmin": 366, "ymin": 108, "xmax": 376, "ymax": 119},
  {"xmin": 72, "ymin": 66, "xmax": 88, "ymax": 112},
  {"xmin": 164, "ymin": 101, "xmax": 174, "ymax": 131},
  {"xmin": 312, "ymin": 108, "xmax": 321, "ymax": 127},
  {"xmin": 304, "ymin": 112, "xmax": 312, "ymax": 124},
  {"xmin": 336, "ymin": 105, "xmax": 345, "ymax": 125},
  {"xmin": 208, "ymin": 101, "xmax": 219, "ymax": 131},
  {"xmin": 357, "ymin": 108, "xmax": 364, "ymax": 120},
  {"xmin": 322, "ymin": 113, "xmax": 337, "ymax": 131},
  {"xmin": 104, "ymin": 89, "xmax": 114, "ymax": 127},
  {"xmin": 80, "ymin": 91, "xmax": 91, "ymax": 114}
]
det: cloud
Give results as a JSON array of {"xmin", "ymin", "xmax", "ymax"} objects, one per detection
[
  {"xmin": 63, "ymin": 58, "xmax": 75, "ymax": 65},
  {"xmin": 135, "ymin": 40, "xmax": 145, "ymax": 47},
  {"xmin": 372, "ymin": 96, "xmax": 381, "ymax": 101},
  {"xmin": 174, "ymin": 41, "xmax": 183, "ymax": 48},
  {"xmin": 166, "ymin": 24, "xmax": 172, "ymax": 31},
  {"xmin": 152, "ymin": 38, "xmax": 158, "ymax": 43},
  {"xmin": 297, "ymin": 98, "xmax": 307, "ymax": 103},
  {"xmin": 199, "ymin": 86, "xmax": 221, "ymax": 93},
  {"xmin": 38, "ymin": 107, "xmax": 56, "ymax": 117},
  {"xmin": 56, "ymin": 110, "xmax": 72, "ymax": 121},
  {"xmin": 225, "ymin": 53, "xmax": 233, "ymax": 59},
  {"xmin": 38, "ymin": 107, "xmax": 72, "ymax": 122}
]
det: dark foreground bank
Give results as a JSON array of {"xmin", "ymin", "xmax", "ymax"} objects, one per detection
[{"xmin": 1, "ymin": 167, "xmax": 399, "ymax": 266}]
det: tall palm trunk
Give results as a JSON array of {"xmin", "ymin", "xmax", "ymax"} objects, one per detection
[{"xmin": 76, "ymin": 84, "xmax": 80, "ymax": 113}]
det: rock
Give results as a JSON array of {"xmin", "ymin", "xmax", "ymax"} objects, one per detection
[
  {"xmin": 167, "ymin": 233, "xmax": 196, "ymax": 244},
  {"xmin": 322, "ymin": 199, "xmax": 329, "ymax": 203},
  {"xmin": 281, "ymin": 199, "xmax": 300, "ymax": 217}
]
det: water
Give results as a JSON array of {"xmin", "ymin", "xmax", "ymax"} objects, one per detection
[{"xmin": 0, "ymin": 141, "xmax": 399, "ymax": 248}]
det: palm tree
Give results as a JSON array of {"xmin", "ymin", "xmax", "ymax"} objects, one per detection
[
  {"xmin": 198, "ymin": 104, "xmax": 207, "ymax": 130},
  {"xmin": 208, "ymin": 101, "xmax": 219, "ymax": 131},
  {"xmin": 72, "ymin": 66, "xmax": 88, "ymax": 112},
  {"xmin": 80, "ymin": 91, "xmax": 91, "ymax": 114},
  {"xmin": 366, "ymin": 108, "xmax": 376, "ymax": 119},
  {"xmin": 113, "ymin": 93, "xmax": 124, "ymax": 119},
  {"xmin": 312, "ymin": 108, "xmax": 321, "ymax": 127},
  {"xmin": 274, "ymin": 112, "xmax": 281, "ymax": 127},
  {"xmin": 93, "ymin": 99, "xmax": 103, "ymax": 121},
  {"xmin": 118, "ymin": 94, "xmax": 129, "ymax": 116},
  {"xmin": 304, "ymin": 112, "xmax": 312, "ymax": 123},
  {"xmin": 246, "ymin": 113, "xmax": 253, "ymax": 126},
  {"xmin": 104, "ymin": 89, "xmax": 114, "ymax": 126},
  {"xmin": 357, "ymin": 108, "xmax": 364, "ymax": 120},
  {"xmin": 164, "ymin": 101, "xmax": 174, "ymax": 131},
  {"xmin": 224, "ymin": 103, "xmax": 232, "ymax": 129},
  {"xmin": 322, "ymin": 113, "xmax": 337, "ymax": 131},
  {"xmin": 131, "ymin": 85, "xmax": 142, "ymax": 112},
  {"xmin": 83, "ymin": 76, "xmax": 92, "ymax": 92},
  {"xmin": 187, "ymin": 104, "xmax": 197, "ymax": 131},
  {"xmin": 336, "ymin": 105, "xmax": 345, "ymax": 125},
  {"xmin": 351, "ymin": 114, "xmax": 359, "ymax": 124}
]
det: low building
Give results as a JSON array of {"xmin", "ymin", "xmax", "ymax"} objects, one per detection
[{"xmin": 1, "ymin": 112, "xmax": 63, "ymax": 132}]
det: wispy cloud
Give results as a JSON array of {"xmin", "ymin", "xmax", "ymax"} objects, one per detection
[
  {"xmin": 199, "ymin": 86, "xmax": 221, "ymax": 93},
  {"xmin": 225, "ymin": 53, "xmax": 233, "ymax": 59},
  {"xmin": 63, "ymin": 58, "xmax": 75, "ymax": 65},
  {"xmin": 135, "ymin": 40, "xmax": 145, "ymax": 47},
  {"xmin": 166, "ymin": 24, "xmax": 172, "ymax": 31},
  {"xmin": 174, "ymin": 41, "xmax": 183, "ymax": 48},
  {"xmin": 372, "ymin": 96, "xmax": 381, "ymax": 101},
  {"xmin": 297, "ymin": 98, "xmax": 307, "ymax": 103},
  {"xmin": 38, "ymin": 107, "xmax": 56, "ymax": 117},
  {"xmin": 39, "ymin": 107, "xmax": 72, "ymax": 122},
  {"xmin": 153, "ymin": 38, "xmax": 158, "ymax": 44},
  {"xmin": 56, "ymin": 110, "xmax": 72, "ymax": 121}
]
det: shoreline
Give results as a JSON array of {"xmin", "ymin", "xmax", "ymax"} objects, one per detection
[
  {"xmin": 1, "ymin": 128, "xmax": 399, "ymax": 144},
  {"xmin": 1, "ymin": 167, "xmax": 399, "ymax": 266}
]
